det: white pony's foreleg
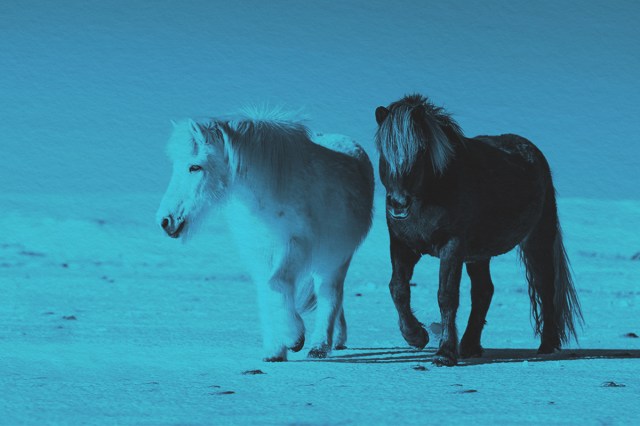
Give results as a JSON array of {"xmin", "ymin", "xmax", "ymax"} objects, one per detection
[
  {"xmin": 308, "ymin": 257, "xmax": 351, "ymax": 358},
  {"xmin": 258, "ymin": 240, "xmax": 308, "ymax": 362}
]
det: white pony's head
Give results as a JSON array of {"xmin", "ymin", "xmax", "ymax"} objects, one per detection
[{"xmin": 156, "ymin": 119, "xmax": 230, "ymax": 240}]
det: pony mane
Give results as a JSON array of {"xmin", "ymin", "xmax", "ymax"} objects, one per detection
[
  {"xmin": 375, "ymin": 94, "xmax": 463, "ymax": 176},
  {"xmin": 194, "ymin": 109, "xmax": 314, "ymax": 198}
]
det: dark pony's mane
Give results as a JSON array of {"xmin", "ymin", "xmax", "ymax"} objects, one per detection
[{"xmin": 375, "ymin": 94, "xmax": 465, "ymax": 176}]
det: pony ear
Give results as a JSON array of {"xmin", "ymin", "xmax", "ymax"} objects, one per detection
[
  {"xmin": 187, "ymin": 119, "xmax": 207, "ymax": 146},
  {"xmin": 375, "ymin": 106, "xmax": 389, "ymax": 125}
]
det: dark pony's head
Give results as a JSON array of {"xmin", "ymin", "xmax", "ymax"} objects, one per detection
[{"xmin": 374, "ymin": 94, "xmax": 464, "ymax": 219}]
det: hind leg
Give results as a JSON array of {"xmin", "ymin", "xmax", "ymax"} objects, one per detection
[
  {"xmin": 460, "ymin": 260, "xmax": 494, "ymax": 358},
  {"xmin": 521, "ymin": 240, "xmax": 561, "ymax": 354},
  {"xmin": 308, "ymin": 258, "xmax": 350, "ymax": 358},
  {"xmin": 389, "ymin": 235, "xmax": 429, "ymax": 349},
  {"xmin": 333, "ymin": 307, "xmax": 347, "ymax": 350}
]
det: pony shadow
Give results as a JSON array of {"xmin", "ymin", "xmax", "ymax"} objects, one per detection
[{"xmin": 308, "ymin": 347, "xmax": 640, "ymax": 366}]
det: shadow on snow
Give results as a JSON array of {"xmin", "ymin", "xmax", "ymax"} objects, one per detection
[{"xmin": 296, "ymin": 348, "xmax": 640, "ymax": 366}]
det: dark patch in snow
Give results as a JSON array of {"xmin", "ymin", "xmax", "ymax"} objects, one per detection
[
  {"xmin": 208, "ymin": 385, "xmax": 221, "ymax": 388},
  {"xmin": 601, "ymin": 381, "xmax": 626, "ymax": 388},
  {"xmin": 43, "ymin": 311, "xmax": 55, "ymax": 315},
  {"xmin": 456, "ymin": 389, "xmax": 478, "ymax": 394},
  {"xmin": 211, "ymin": 391, "xmax": 235, "ymax": 395},
  {"xmin": 624, "ymin": 332, "xmax": 639, "ymax": 338},
  {"xmin": 242, "ymin": 369, "xmax": 266, "ymax": 375},
  {"xmin": 62, "ymin": 315, "xmax": 77, "ymax": 320},
  {"xmin": 409, "ymin": 282, "xmax": 417, "ymax": 287},
  {"xmin": 1, "ymin": 243, "xmax": 23, "ymax": 249},
  {"xmin": 61, "ymin": 263, "xmax": 69, "ymax": 268},
  {"xmin": 101, "ymin": 275, "xmax": 115, "ymax": 283},
  {"xmin": 355, "ymin": 293, "xmax": 363, "ymax": 297},
  {"xmin": 412, "ymin": 365, "xmax": 428, "ymax": 371},
  {"xmin": 19, "ymin": 250, "xmax": 45, "ymax": 257},
  {"xmin": 578, "ymin": 250, "xmax": 640, "ymax": 262},
  {"xmin": 94, "ymin": 219, "xmax": 107, "ymax": 226}
]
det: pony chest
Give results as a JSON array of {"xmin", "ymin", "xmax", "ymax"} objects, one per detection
[{"xmin": 389, "ymin": 208, "xmax": 450, "ymax": 257}]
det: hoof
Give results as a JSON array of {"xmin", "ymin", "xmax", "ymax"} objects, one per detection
[
  {"xmin": 263, "ymin": 356, "xmax": 286, "ymax": 362},
  {"xmin": 402, "ymin": 325, "xmax": 429, "ymax": 349},
  {"xmin": 289, "ymin": 335, "xmax": 305, "ymax": 353},
  {"xmin": 333, "ymin": 344, "xmax": 347, "ymax": 351},
  {"xmin": 307, "ymin": 345, "xmax": 330, "ymax": 359},
  {"xmin": 459, "ymin": 340, "xmax": 483, "ymax": 359},
  {"xmin": 432, "ymin": 353, "xmax": 457, "ymax": 367},
  {"xmin": 537, "ymin": 342, "xmax": 561, "ymax": 355},
  {"xmin": 433, "ymin": 345, "xmax": 458, "ymax": 366}
]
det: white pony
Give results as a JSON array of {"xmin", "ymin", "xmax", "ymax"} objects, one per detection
[{"xmin": 156, "ymin": 109, "xmax": 374, "ymax": 361}]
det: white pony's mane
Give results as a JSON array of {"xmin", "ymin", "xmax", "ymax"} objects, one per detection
[{"xmin": 168, "ymin": 108, "xmax": 314, "ymax": 198}]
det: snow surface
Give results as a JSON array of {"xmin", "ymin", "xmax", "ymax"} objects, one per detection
[
  {"xmin": 1, "ymin": 193, "xmax": 639, "ymax": 424},
  {"xmin": 2, "ymin": 1, "xmax": 640, "ymax": 424}
]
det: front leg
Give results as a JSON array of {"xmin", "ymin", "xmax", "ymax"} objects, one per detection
[
  {"xmin": 389, "ymin": 235, "xmax": 429, "ymax": 349},
  {"xmin": 257, "ymin": 240, "xmax": 308, "ymax": 362},
  {"xmin": 433, "ymin": 239, "xmax": 463, "ymax": 366}
]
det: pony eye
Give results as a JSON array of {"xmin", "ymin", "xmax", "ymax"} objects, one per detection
[{"xmin": 189, "ymin": 165, "xmax": 203, "ymax": 173}]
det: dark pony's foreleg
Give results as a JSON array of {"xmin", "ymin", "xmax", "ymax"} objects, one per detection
[
  {"xmin": 389, "ymin": 235, "xmax": 429, "ymax": 349},
  {"xmin": 434, "ymin": 239, "xmax": 463, "ymax": 366},
  {"xmin": 460, "ymin": 260, "xmax": 494, "ymax": 358}
]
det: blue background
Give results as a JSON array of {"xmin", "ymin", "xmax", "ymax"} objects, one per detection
[{"xmin": 2, "ymin": 0, "xmax": 639, "ymax": 198}]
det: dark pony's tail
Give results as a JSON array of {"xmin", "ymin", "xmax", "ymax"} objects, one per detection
[
  {"xmin": 520, "ymin": 185, "xmax": 584, "ymax": 345},
  {"xmin": 549, "ymin": 222, "xmax": 584, "ymax": 343}
]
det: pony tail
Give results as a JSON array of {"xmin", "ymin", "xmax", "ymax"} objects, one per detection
[
  {"xmin": 552, "ymin": 223, "xmax": 584, "ymax": 343},
  {"xmin": 520, "ymin": 185, "xmax": 584, "ymax": 346}
]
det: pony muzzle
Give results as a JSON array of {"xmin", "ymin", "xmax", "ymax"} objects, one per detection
[
  {"xmin": 160, "ymin": 214, "xmax": 186, "ymax": 238},
  {"xmin": 387, "ymin": 195, "xmax": 412, "ymax": 220}
]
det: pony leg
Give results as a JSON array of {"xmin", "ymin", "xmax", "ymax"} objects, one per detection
[
  {"xmin": 433, "ymin": 239, "xmax": 463, "ymax": 367},
  {"xmin": 258, "ymin": 243, "xmax": 307, "ymax": 362},
  {"xmin": 333, "ymin": 307, "xmax": 347, "ymax": 350},
  {"xmin": 307, "ymin": 258, "xmax": 351, "ymax": 358},
  {"xmin": 460, "ymin": 260, "xmax": 494, "ymax": 358},
  {"xmin": 389, "ymin": 235, "xmax": 428, "ymax": 349}
]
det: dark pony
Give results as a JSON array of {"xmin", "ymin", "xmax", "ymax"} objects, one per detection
[{"xmin": 375, "ymin": 94, "xmax": 583, "ymax": 366}]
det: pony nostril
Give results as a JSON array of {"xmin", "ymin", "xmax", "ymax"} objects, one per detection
[
  {"xmin": 161, "ymin": 217, "xmax": 170, "ymax": 230},
  {"xmin": 387, "ymin": 195, "xmax": 410, "ymax": 210}
]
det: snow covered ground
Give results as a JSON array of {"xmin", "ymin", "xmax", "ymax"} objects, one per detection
[
  {"xmin": 2, "ymin": 0, "xmax": 640, "ymax": 424},
  {"xmin": 1, "ymin": 193, "xmax": 639, "ymax": 424}
]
